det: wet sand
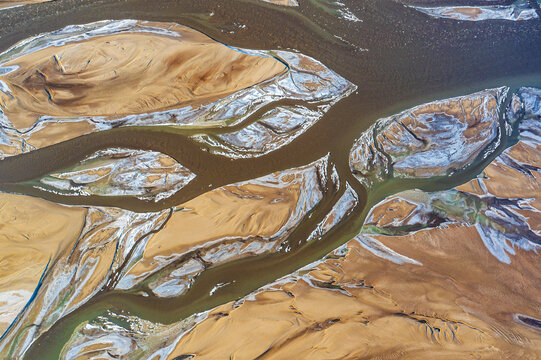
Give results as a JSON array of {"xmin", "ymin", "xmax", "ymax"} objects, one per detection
[
  {"xmin": 35, "ymin": 148, "xmax": 196, "ymax": 201},
  {"xmin": 161, "ymin": 112, "xmax": 541, "ymax": 359},
  {"xmin": 118, "ymin": 158, "xmax": 328, "ymax": 293},
  {"xmin": 0, "ymin": 0, "xmax": 540, "ymax": 358},
  {"xmin": 163, "ymin": 234, "xmax": 540, "ymax": 359}
]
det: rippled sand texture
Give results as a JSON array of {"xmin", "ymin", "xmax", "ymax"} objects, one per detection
[
  {"xmin": 0, "ymin": 0, "xmax": 51, "ymax": 10},
  {"xmin": 35, "ymin": 148, "xmax": 196, "ymax": 201},
  {"xmin": 0, "ymin": 157, "xmax": 335, "ymax": 358},
  {"xmin": 0, "ymin": 20, "xmax": 354, "ymax": 159},
  {"xmin": 1, "ymin": 10, "xmax": 539, "ymax": 359},
  {"xmin": 142, "ymin": 88, "xmax": 541, "ymax": 360},
  {"xmin": 349, "ymin": 87, "xmax": 506, "ymax": 187},
  {"xmin": 410, "ymin": 0, "xmax": 539, "ymax": 21}
]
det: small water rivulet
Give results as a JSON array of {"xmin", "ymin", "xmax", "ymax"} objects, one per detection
[
  {"xmin": 35, "ymin": 87, "xmax": 541, "ymax": 360},
  {"xmin": 0, "ymin": 0, "xmax": 540, "ymax": 358},
  {"xmin": 7, "ymin": 86, "xmax": 537, "ymax": 359}
]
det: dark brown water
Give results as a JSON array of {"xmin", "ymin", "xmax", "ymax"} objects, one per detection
[{"xmin": 0, "ymin": 0, "xmax": 540, "ymax": 358}]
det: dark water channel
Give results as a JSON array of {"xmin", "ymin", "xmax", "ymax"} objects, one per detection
[{"xmin": 0, "ymin": 0, "xmax": 540, "ymax": 357}]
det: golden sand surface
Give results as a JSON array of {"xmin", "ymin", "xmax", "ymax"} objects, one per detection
[
  {"xmin": 350, "ymin": 88, "xmax": 504, "ymax": 186},
  {"xmin": 39, "ymin": 148, "xmax": 196, "ymax": 200},
  {"xmin": 0, "ymin": 20, "xmax": 356, "ymax": 160},
  {"xmin": 443, "ymin": 7, "xmax": 483, "ymax": 19},
  {"xmin": 126, "ymin": 182, "xmax": 300, "ymax": 278},
  {"xmin": 164, "ymin": 124, "xmax": 541, "ymax": 359},
  {"xmin": 0, "ymin": 199, "xmax": 170, "ymax": 357},
  {"xmin": 262, "ymin": 0, "xmax": 299, "ymax": 6},
  {"xmin": 378, "ymin": 89, "xmax": 501, "ymax": 177},
  {"xmin": 122, "ymin": 158, "xmax": 324, "ymax": 285},
  {"xmin": 458, "ymin": 141, "xmax": 541, "ymax": 199},
  {"xmin": 456, "ymin": 122, "xmax": 541, "ymax": 233},
  {"xmin": 0, "ymin": 120, "xmax": 99, "ymax": 159},
  {"xmin": 0, "ymin": 0, "xmax": 51, "ymax": 10},
  {"xmin": 0, "ymin": 193, "xmax": 86, "ymax": 334},
  {"xmin": 165, "ymin": 226, "xmax": 541, "ymax": 359},
  {"xmin": 0, "ymin": 26, "xmax": 286, "ymax": 130},
  {"xmin": 0, "ymin": 155, "xmax": 326, "ymax": 355}
]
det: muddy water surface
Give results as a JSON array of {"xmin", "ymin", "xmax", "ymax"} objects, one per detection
[{"xmin": 0, "ymin": 0, "xmax": 540, "ymax": 359}]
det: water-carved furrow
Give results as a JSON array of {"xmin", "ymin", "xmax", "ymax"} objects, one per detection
[
  {"xmin": 0, "ymin": 20, "xmax": 355, "ymax": 160},
  {"xmin": 349, "ymin": 87, "xmax": 508, "ymax": 187},
  {"xmin": 27, "ymin": 148, "xmax": 196, "ymax": 202},
  {"xmin": 0, "ymin": 3, "xmax": 540, "ymax": 358},
  {"xmin": 0, "ymin": 156, "xmax": 349, "ymax": 358},
  {"xmin": 112, "ymin": 157, "xmax": 331, "ymax": 296},
  {"xmin": 97, "ymin": 90, "xmax": 541, "ymax": 359},
  {"xmin": 15, "ymin": 86, "xmax": 539, "ymax": 360}
]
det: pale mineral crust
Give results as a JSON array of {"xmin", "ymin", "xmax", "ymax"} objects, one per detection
[
  {"xmin": 0, "ymin": 202, "xmax": 170, "ymax": 359},
  {"xmin": 0, "ymin": 23, "xmax": 285, "ymax": 128},
  {"xmin": 0, "ymin": 193, "xmax": 86, "ymax": 335},
  {"xmin": 409, "ymin": 0, "xmax": 539, "ymax": 21},
  {"xmin": 115, "ymin": 156, "xmax": 331, "ymax": 296},
  {"xmin": 1, "ymin": 13, "xmax": 539, "ymax": 358},
  {"xmin": 193, "ymin": 51, "xmax": 355, "ymax": 158},
  {"xmin": 0, "ymin": 20, "xmax": 354, "ymax": 159},
  {"xmin": 159, "ymin": 229, "xmax": 540, "ymax": 359},
  {"xmin": 261, "ymin": 0, "xmax": 299, "ymax": 6},
  {"xmin": 0, "ymin": 157, "xmax": 334, "ymax": 358},
  {"xmin": 125, "ymin": 88, "xmax": 541, "ymax": 360},
  {"xmin": 36, "ymin": 148, "xmax": 196, "ymax": 201},
  {"xmin": 349, "ymin": 87, "xmax": 507, "ymax": 187}
]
